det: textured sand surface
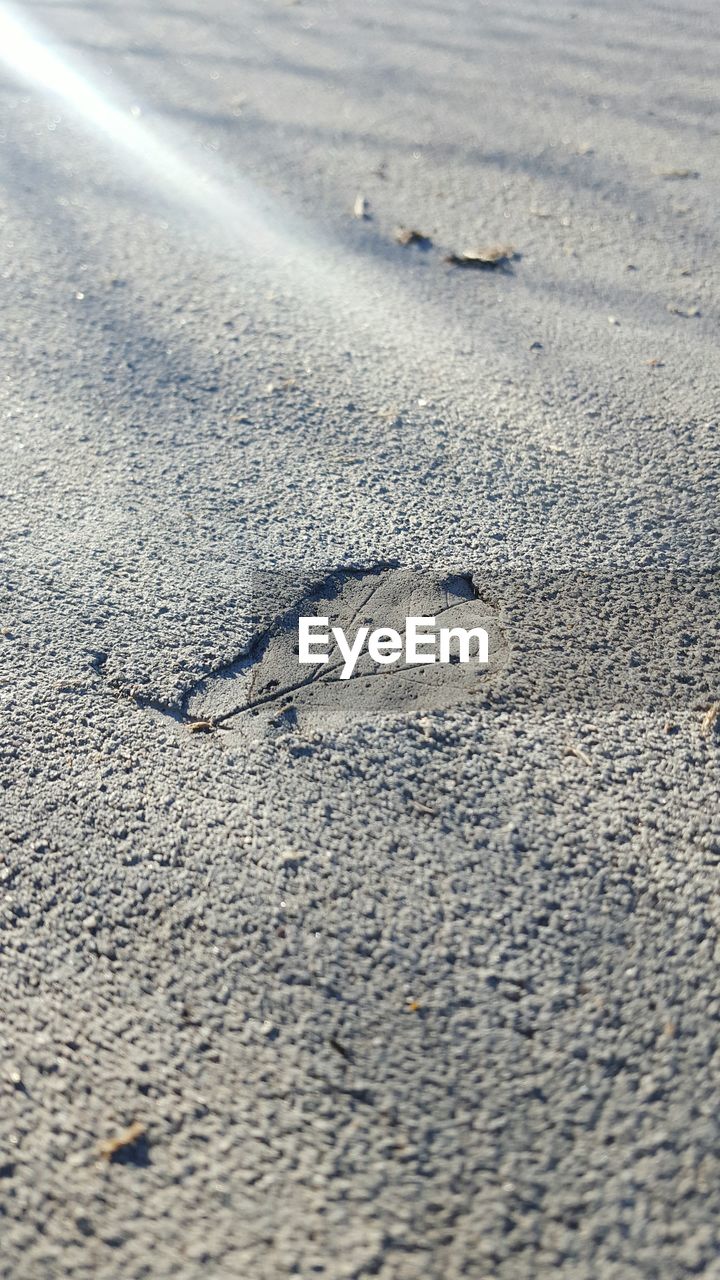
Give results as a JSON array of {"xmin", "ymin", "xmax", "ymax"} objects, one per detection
[{"xmin": 1, "ymin": 1, "xmax": 719, "ymax": 1276}]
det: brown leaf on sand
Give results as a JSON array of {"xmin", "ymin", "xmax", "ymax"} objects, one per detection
[
  {"xmin": 394, "ymin": 227, "xmax": 432, "ymax": 247},
  {"xmin": 444, "ymin": 244, "xmax": 518, "ymax": 269},
  {"xmin": 97, "ymin": 1121, "xmax": 146, "ymax": 1162},
  {"xmin": 353, "ymin": 193, "xmax": 370, "ymax": 220},
  {"xmin": 188, "ymin": 720, "xmax": 214, "ymax": 734}
]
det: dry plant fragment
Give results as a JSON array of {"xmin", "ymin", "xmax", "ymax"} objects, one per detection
[
  {"xmin": 658, "ymin": 168, "xmax": 700, "ymax": 179},
  {"xmin": 188, "ymin": 720, "xmax": 214, "ymax": 734},
  {"xmin": 353, "ymin": 193, "xmax": 370, "ymax": 220},
  {"xmin": 410, "ymin": 798, "xmax": 436, "ymax": 816},
  {"xmin": 444, "ymin": 244, "xmax": 518, "ymax": 269},
  {"xmin": 667, "ymin": 303, "xmax": 700, "ymax": 318},
  {"xmin": 565, "ymin": 744, "xmax": 592, "ymax": 766},
  {"xmin": 97, "ymin": 1121, "xmax": 145, "ymax": 1162},
  {"xmin": 701, "ymin": 702, "xmax": 720, "ymax": 736},
  {"xmin": 329, "ymin": 1036, "xmax": 352, "ymax": 1062},
  {"xmin": 394, "ymin": 226, "xmax": 432, "ymax": 247}
]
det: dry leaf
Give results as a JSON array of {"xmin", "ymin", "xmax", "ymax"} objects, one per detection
[
  {"xmin": 188, "ymin": 720, "xmax": 214, "ymax": 734},
  {"xmin": 184, "ymin": 568, "xmax": 505, "ymax": 737},
  {"xmin": 394, "ymin": 227, "xmax": 432, "ymax": 247},
  {"xmin": 97, "ymin": 1121, "xmax": 146, "ymax": 1162},
  {"xmin": 444, "ymin": 244, "xmax": 518, "ymax": 269}
]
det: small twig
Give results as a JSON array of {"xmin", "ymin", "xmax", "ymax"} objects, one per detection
[
  {"xmin": 329, "ymin": 1036, "xmax": 353, "ymax": 1063},
  {"xmin": 97, "ymin": 1121, "xmax": 146, "ymax": 1162},
  {"xmin": 701, "ymin": 702, "xmax": 720, "ymax": 737},
  {"xmin": 410, "ymin": 798, "xmax": 437, "ymax": 816}
]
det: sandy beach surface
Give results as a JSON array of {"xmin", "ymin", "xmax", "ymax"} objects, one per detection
[{"xmin": 1, "ymin": 1, "xmax": 719, "ymax": 1276}]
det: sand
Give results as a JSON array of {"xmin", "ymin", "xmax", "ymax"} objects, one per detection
[{"xmin": 1, "ymin": 1, "xmax": 719, "ymax": 1275}]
